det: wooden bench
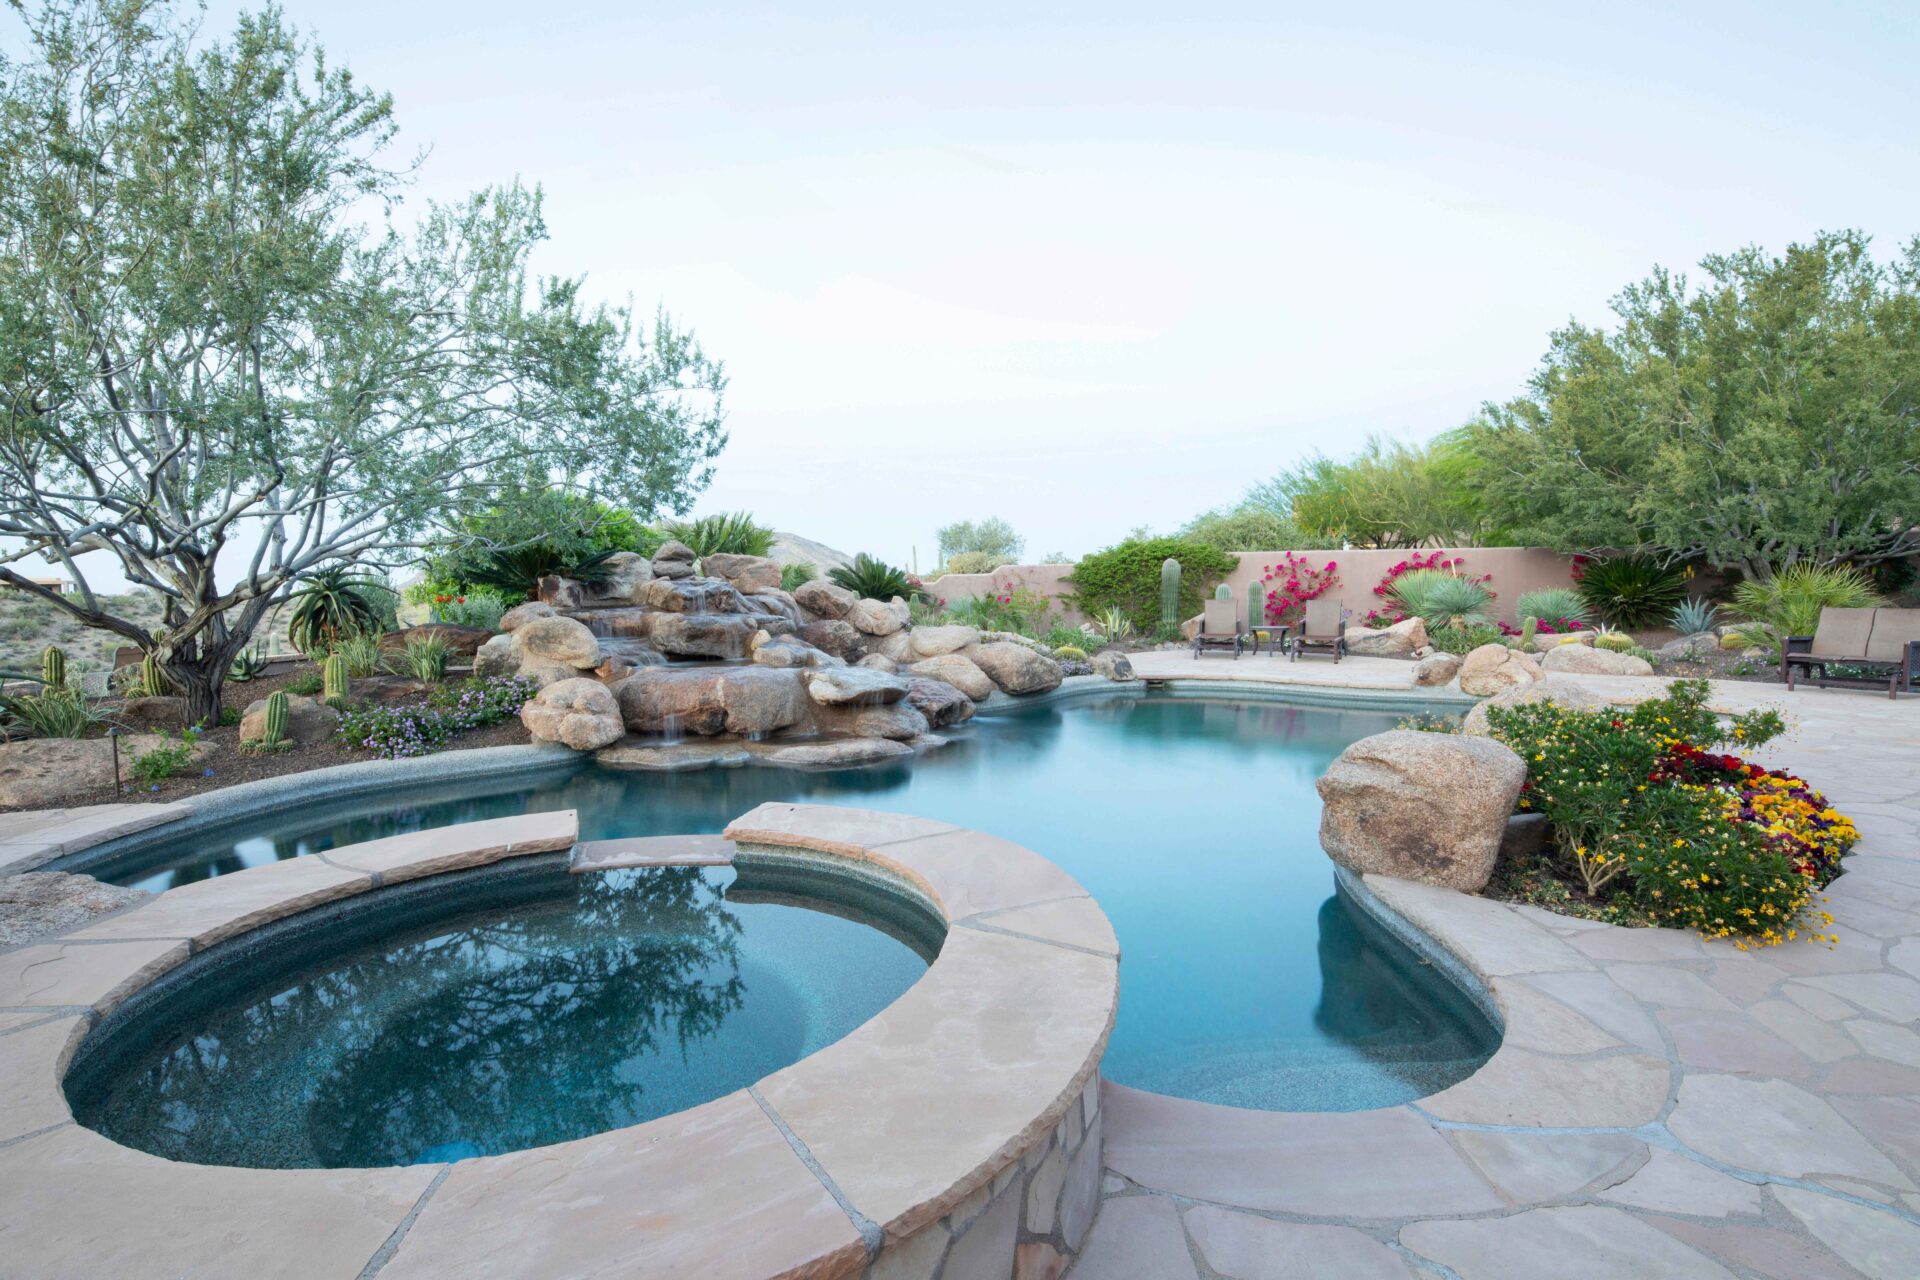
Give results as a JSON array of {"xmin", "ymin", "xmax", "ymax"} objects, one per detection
[{"xmin": 1783, "ymin": 607, "xmax": 1920, "ymax": 699}]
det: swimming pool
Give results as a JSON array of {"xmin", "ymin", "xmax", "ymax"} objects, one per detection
[{"xmin": 66, "ymin": 691, "xmax": 1497, "ymax": 1113}]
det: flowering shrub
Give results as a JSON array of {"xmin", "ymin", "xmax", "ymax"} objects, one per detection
[
  {"xmin": 1261, "ymin": 553, "xmax": 1339, "ymax": 625},
  {"xmin": 1487, "ymin": 680, "xmax": 1847, "ymax": 947},
  {"xmin": 338, "ymin": 675, "xmax": 538, "ymax": 759},
  {"xmin": 1363, "ymin": 551, "xmax": 1488, "ymax": 627}
]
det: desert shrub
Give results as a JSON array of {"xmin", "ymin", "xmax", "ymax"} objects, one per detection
[
  {"xmin": 1067, "ymin": 537, "xmax": 1237, "ymax": 634},
  {"xmin": 430, "ymin": 483, "xmax": 657, "ymax": 600},
  {"xmin": 663, "ymin": 511, "xmax": 776, "ymax": 558},
  {"xmin": 1575, "ymin": 555, "xmax": 1688, "ymax": 628},
  {"xmin": 780, "ymin": 563, "xmax": 817, "ymax": 592},
  {"xmin": 942, "ymin": 549, "xmax": 1014, "ymax": 575},
  {"xmin": 1395, "ymin": 712, "xmax": 1460, "ymax": 734},
  {"xmin": 1390, "ymin": 569, "xmax": 1495, "ymax": 630},
  {"xmin": 936, "ymin": 517, "xmax": 1023, "ymax": 567},
  {"xmin": 2, "ymin": 687, "xmax": 104, "ymax": 738},
  {"xmin": 1043, "ymin": 622, "xmax": 1089, "ymax": 650},
  {"xmin": 1363, "ymin": 551, "xmax": 1485, "ymax": 626},
  {"xmin": 430, "ymin": 589, "xmax": 512, "ymax": 630},
  {"xmin": 1515, "ymin": 587, "xmax": 1591, "ymax": 627},
  {"xmin": 1427, "ymin": 622, "xmax": 1507, "ymax": 655},
  {"xmin": 128, "ymin": 729, "xmax": 202, "ymax": 785},
  {"xmin": 1257, "ymin": 552, "xmax": 1340, "ymax": 627},
  {"xmin": 829, "ymin": 553, "xmax": 924, "ymax": 602},
  {"xmin": 286, "ymin": 671, "xmax": 324, "ymax": 696},
  {"xmin": 338, "ymin": 675, "xmax": 537, "ymax": 759},
  {"xmin": 945, "ymin": 585, "xmax": 1050, "ymax": 636},
  {"xmin": 1180, "ymin": 506, "xmax": 1325, "ymax": 552},
  {"xmin": 1670, "ymin": 597, "xmax": 1718, "ymax": 636},
  {"xmin": 1727, "ymin": 564, "xmax": 1883, "ymax": 654}
]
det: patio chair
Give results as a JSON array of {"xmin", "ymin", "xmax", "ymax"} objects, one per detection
[
  {"xmin": 1289, "ymin": 596, "xmax": 1346, "ymax": 663},
  {"xmin": 1784, "ymin": 607, "xmax": 1920, "ymax": 699},
  {"xmin": 1192, "ymin": 599, "xmax": 1244, "ymax": 659}
]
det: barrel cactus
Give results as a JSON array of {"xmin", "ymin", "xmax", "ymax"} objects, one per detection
[
  {"xmin": 139, "ymin": 652, "xmax": 169, "ymax": 697},
  {"xmin": 322, "ymin": 651, "xmax": 349, "ymax": 701},
  {"xmin": 262, "ymin": 690, "xmax": 290, "ymax": 747},
  {"xmin": 40, "ymin": 645, "xmax": 65, "ymax": 690},
  {"xmin": 1159, "ymin": 558, "xmax": 1182, "ymax": 630}
]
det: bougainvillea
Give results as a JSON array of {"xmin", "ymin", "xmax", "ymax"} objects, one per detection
[
  {"xmin": 1361, "ymin": 551, "xmax": 1487, "ymax": 627},
  {"xmin": 1260, "ymin": 553, "xmax": 1339, "ymax": 625}
]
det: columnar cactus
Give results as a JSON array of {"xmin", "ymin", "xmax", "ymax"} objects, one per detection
[
  {"xmin": 322, "ymin": 652, "xmax": 349, "ymax": 701},
  {"xmin": 1520, "ymin": 615, "xmax": 1538, "ymax": 650},
  {"xmin": 1159, "ymin": 558, "xmax": 1181, "ymax": 630},
  {"xmin": 140, "ymin": 652, "xmax": 168, "ymax": 697},
  {"xmin": 262, "ymin": 690, "xmax": 290, "ymax": 747},
  {"xmin": 1247, "ymin": 580, "xmax": 1265, "ymax": 633},
  {"xmin": 1214, "ymin": 583, "xmax": 1232, "ymax": 600},
  {"xmin": 40, "ymin": 645, "xmax": 65, "ymax": 690}
]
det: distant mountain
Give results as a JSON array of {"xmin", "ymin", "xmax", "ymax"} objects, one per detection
[{"xmin": 769, "ymin": 532, "xmax": 854, "ymax": 573}]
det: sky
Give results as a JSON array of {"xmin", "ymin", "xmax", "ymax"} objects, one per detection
[{"xmin": 10, "ymin": 0, "xmax": 1920, "ymax": 586}]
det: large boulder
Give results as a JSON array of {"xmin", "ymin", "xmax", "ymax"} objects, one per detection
[
  {"xmin": 703, "ymin": 553, "xmax": 782, "ymax": 595},
  {"xmin": 1316, "ymin": 730, "xmax": 1527, "ymax": 893},
  {"xmin": 1541, "ymin": 644, "xmax": 1655, "ymax": 677},
  {"xmin": 651, "ymin": 540, "xmax": 697, "ymax": 579},
  {"xmin": 239, "ymin": 694, "xmax": 340, "ymax": 746},
  {"xmin": 846, "ymin": 596, "xmax": 908, "ymax": 637},
  {"xmin": 117, "ymin": 696, "xmax": 187, "ymax": 733},
  {"xmin": 754, "ymin": 738, "xmax": 913, "ymax": 768},
  {"xmin": 1346, "ymin": 617, "xmax": 1430, "ymax": 658},
  {"xmin": 1461, "ymin": 678, "xmax": 1606, "ymax": 736},
  {"xmin": 614, "ymin": 667, "xmax": 811, "ymax": 737},
  {"xmin": 874, "ymin": 630, "xmax": 917, "ymax": 663},
  {"xmin": 510, "ymin": 615, "xmax": 602, "ymax": 669},
  {"xmin": 809, "ymin": 701, "xmax": 930, "ymax": 742},
  {"xmin": 1457, "ymin": 643, "xmax": 1543, "ymax": 697},
  {"xmin": 591, "ymin": 552, "xmax": 654, "ymax": 603},
  {"xmin": 348, "ymin": 675, "xmax": 433, "ymax": 706},
  {"xmin": 797, "ymin": 620, "xmax": 867, "ymax": 663},
  {"xmin": 806, "ymin": 667, "xmax": 909, "ymax": 706},
  {"xmin": 908, "ymin": 654, "xmax": 996, "ymax": 700},
  {"xmin": 473, "ymin": 633, "xmax": 516, "ymax": 678},
  {"xmin": 1412, "ymin": 652, "xmax": 1463, "ymax": 687},
  {"xmin": 751, "ymin": 635, "xmax": 839, "ymax": 669},
  {"xmin": 1, "ymin": 872, "xmax": 151, "ymax": 947},
  {"xmin": 648, "ymin": 614, "xmax": 759, "ymax": 660},
  {"xmin": 0, "ymin": 735, "xmax": 210, "ymax": 807},
  {"xmin": 382, "ymin": 624, "xmax": 494, "ymax": 658},
  {"xmin": 499, "ymin": 601, "xmax": 556, "ymax": 633},
  {"xmin": 521, "ymin": 678, "xmax": 625, "ymax": 751},
  {"xmin": 638, "ymin": 577, "xmax": 752, "ymax": 614},
  {"xmin": 905, "ymin": 677, "xmax": 976, "ymax": 729},
  {"xmin": 793, "ymin": 579, "xmax": 856, "ymax": 620},
  {"xmin": 744, "ymin": 589, "xmax": 804, "ymax": 626},
  {"xmin": 536, "ymin": 576, "xmax": 586, "ymax": 610},
  {"xmin": 1090, "ymin": 651, "xmax": 1136, "ymax": 682},
  {"xmin": 908, "ymin": 624, "xmax": 981, "ymax": 659},
  {"xmin": 963, "ymin": 642, "xmax": 1064, "ymax": 696}
]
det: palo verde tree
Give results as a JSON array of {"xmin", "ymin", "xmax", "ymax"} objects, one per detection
[
  {"xmin": 0, "ymin": 1, "xmax": 727, "ymax": 724},
  {"xmin": 1470, "ymin": 232, "xmax": 1920, "ymax": 579}
]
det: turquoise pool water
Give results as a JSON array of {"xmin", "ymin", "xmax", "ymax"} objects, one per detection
[{"xmin": 71, "ymin": 693, "xmax": 1497, "ymax": 1115}]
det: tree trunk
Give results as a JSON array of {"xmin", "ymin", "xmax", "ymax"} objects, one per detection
[{"xmin": 169, "ymin": 659, "xmax": 224, "ymax": 731}]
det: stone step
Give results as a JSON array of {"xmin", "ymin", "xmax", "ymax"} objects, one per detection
[{"xmin": 568, "ymin": 834, "xmax": 737, "ymax": 873}]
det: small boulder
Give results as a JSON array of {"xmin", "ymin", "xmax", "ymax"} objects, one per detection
[
  {"xmin": 1316, "ymin": 730, "xmax": 1527, "ymax": 893},
  {"xmin": 793, "ymin": 579, "xmax": 856, "ymax": 620},
  {"xmin": 1540, "ymin": 645, "xmax": 1655, "ymax": 677},
  {"xmin": 796, "ymin": 620, "xmax": 867, "ymax": 663},
  {"xmin": 703, "ymin": 553, "xmax": 782, "ymax": 594},
  {"xmin": 1461, "ymin": 678, "xmax": 1606, "ymax": 736},
  {"xmin": 1090, "ymin": 651, "xmax": 1136, "ymax": 682},
  {"xmin": 811, "ymin": 700, "xmax": 931, "ymax": 742},
  {"xmin": 118, "ymin": 696, "xmax": 187, "ymax": 733},
  {"xmin": 856, "ymin": 654, "xmax": 899, "ymax": 673},
  {"xmin": 521, "ymin": 678, "xmax": 625, "ymax": 751},
  {"xmin": 908, "ymin": 624, "xmax": 980, "ymax": 659},
  {"xmin": 755, "ymin": 738, "xmax": 912, "ymax": 768},
  {"xmin": 499, "ymin": 602, "xmax": 556, "ymax": 633},
  {"xmin": 1411, "ymin": 652, "xmax": 1462, "ymax": 687},
  {"xmin": 510, "ymin": 615, "xmax": 602, "ymax": 669},
  {"xmin": 905, "ymin": 677, "xmax": 976, "ymax": 728},
  {"xmin": 348, "ymin": 675, "xmax": 433, "ymax": 706},
  {"xmin": 752, "ymin": 636, "xmax": 838, "ymax": 669},
  {"xmin": 648, "ymin": 614, "xmax": 759, "ymax": 660},
  {"xmin": 239, "ymin": 693, "xmax": 341, "ymax": 746},
  {"xmin": 1657, "ymin": 633, "xmax": 1718, "ymax": 661},
  {"xmin": 909, "ymin": 654, "xmax": 996, "ymax": 700},
  {"xmin": 807, "ymin": 666, "xmax": 909, "ymax": 706},
  {"xmin": 651, "ymin": 540, "xmax": 697, "ymax": 579},
  {"xmin": 519, "ymin": 659, "xmax": 589, "ymax": 689},
  {"xmin": 1457, "ymin": 643, "xmax": 1543, "ymax": 697},
  {"xmin": 963, "ymin": 641, "xmax": 1064, "ymax": 696},
  {"xmin": 1346, "ymin": 617, "xmax": 1429, "ymax": 658},
  {"xmin": 874, "ymin": 630, "xmax": 917, "ymax": 663},
  {"xmin": 473, "ymin": 633, "xmax": 516, "ymax": 678},
  {"xmin": 846, "ymin": 596, "xmax": 907, "ymax": 637},
  {"xmin": 592, "ymin": 552, "xmax": 654, "ymax": 603}
]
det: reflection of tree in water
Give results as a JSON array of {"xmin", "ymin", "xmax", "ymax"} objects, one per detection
[{"xmin": 100, "ymin": 868, "xmax": 747, "ymax": 1168}]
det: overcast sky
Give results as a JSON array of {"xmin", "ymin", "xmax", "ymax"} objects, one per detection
[{"xmin": 13, "ymin": 1, "xmax": 1920, "ymax": 586}]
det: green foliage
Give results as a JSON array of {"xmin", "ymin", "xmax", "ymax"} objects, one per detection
[
  {"xmin": 936, "ymin": 517, "xmax": 1024, "ymax": 571},
  {"xmin": 288, "ymin": 569, "xmax": 387, "ymax": 654},
  {"xmin": 219, "ymin": 706, "xmax": 242, "ymax": 727},
  {"xmin": 286, "ymin": 671, "xmax": 325, "ymax": 696},
  {"xmin": 1514, "ymin": 588, "xmax": 1590, "ymax": 625},
  {"xmin": 1389, "ymin": 569, "xmax": 1494, "ymax": 629},
  {"xmin": 337, "ymin": 675, "xmax": 539, "ymax": 758},
  {"xmin": 437, "ymin": 591, "xmax": 511, "ymax": 630},
  {"xmin": 1065, "ymin": 538, "xmax": 1237, "ymax": 634},
  {"xmin": 431, "ymin": 483, "xmax": 657, "ymax": 599},
  {"xmin": 1179, "ymin": 505, "xmax": 1315, "ymax": 552},
  {"xmin": 828, "ymin": 554, "xmax": 922, "ymax": 602},
  {"xmin": 1, "ymin": 686, "xmax": 103, "ymax": 738},
  {"xmin": 1043, "ymin": 622, "xmax": 1089, "ymax": 650},
  {"xmin": 400, "ymin": 634, "xmax": 451, "ymax": 683},
  {"xmin": 1093, "ymin": 606, "xmax": 1134, "ymax": 644},
  {"xmin": 1395, "ymin": 712, "xmax": 1461, "ymax": 734},
  {"xmin": 227, "ymin": 650, "xmax": 265, "ymax": 683},
  {"xmin": 1427, "ymin": 622, "xmax": 1507, "ymax": 655},
  {"xmin": 1576, "ymin": 556, "xmax": 1688, "ymax": 628},
  {"xmin": 1670, "ymin": 597, "xmax": 1719, "ymax": 636},
  {"xmin": 322, "ymin": 652, "xmax": 350, "ymax": 701},
  {"xmin": 1244, "ymin": 429, "xmax": 1500, "ymax": 548},
  {"xmin": 39, "ymin": 645, "xmax": 65, "ymax": 690},
  {"xmin": 261, "ymin": 691, "xmax": 290, "ymax": 746},
  {"xmin": 944, "ymin": 588, "xmax": 1050, "ymax": 636},
  {"xmin": 662, "ymin": 511, "xmax": 776, "ymax": 559},
  {"xmin": 129, "ymin": 733, "xmax": 199, "ymax": 785},
  {"xmin": 1728, "ymin": 564, "xmax": 1883, "ymax": 652},
  {"xmin": 780, "ymin": 563, "xmax": 818, "ymax": 592},
  {"xmin": 1469, "ymin": 232, "xmax": 1920, "ymax": 578}
]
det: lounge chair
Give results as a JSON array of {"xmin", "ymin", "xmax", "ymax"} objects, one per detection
[
  {"xmin": 1784, "ymin": 607, "xmax": 1920, "ymax": 699},
  {"xmin": 1192, "ymin": 599, "xmax": 1245, "ymax": 658},
  {"xmin": 1289, "ymin": 596, "xmax": 1346, "ymax": 662}
]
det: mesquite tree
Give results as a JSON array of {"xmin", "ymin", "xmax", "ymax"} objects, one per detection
[{"xmin": 0, "ymin": 2, "xmax": 727, "ymax": 724}]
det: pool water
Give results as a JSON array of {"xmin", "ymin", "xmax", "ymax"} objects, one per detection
[
  {"xmin": 74, "ymin": 693, "xmax": 1497, "ymax": 1113},
  {"xmin": 66, "ymin": 860, "xmax": 934, "ymax": 1168}
]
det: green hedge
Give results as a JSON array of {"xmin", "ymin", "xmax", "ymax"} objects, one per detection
[{"xmin": 1065, "ymin": 537, "xmax": 1238, "ymax": 632}]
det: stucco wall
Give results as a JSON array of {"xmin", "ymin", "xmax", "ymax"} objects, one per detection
[{"xmin": 923, "ymin": 547, "xmax": 1582, "ymax": 628}]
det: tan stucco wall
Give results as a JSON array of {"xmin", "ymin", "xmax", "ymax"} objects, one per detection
[{"xmin": 923, "ymin": 548, "xmax": 1581, "ymax": 628}]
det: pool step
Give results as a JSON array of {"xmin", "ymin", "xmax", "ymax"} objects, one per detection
[{"xmin": 568, "ymin": 834, "xmax": 737, "ymax": 874}]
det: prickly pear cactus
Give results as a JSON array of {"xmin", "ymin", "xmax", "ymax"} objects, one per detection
[
  {"xmin": 1159, "ymin": 558, "xmax": 1182, "ymax": 630},
  {"xmin": 262, "ymin": 690, "xmax": 290, "ymax": 746},
  {"xmin": 40, "ymin": 645, "xmax": 65, "ymax": 690},
  {"xmin": 322, "ymin": 652, "xmax": 349, "ymax": 701}
]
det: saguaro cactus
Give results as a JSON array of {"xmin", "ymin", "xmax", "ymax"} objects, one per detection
[
  {"xmin": 139, "ymin": 653, "xmax": 168, "ymax": 697},
  {"xmin": 262, "ymin": 690, "xmax": 290, "ymax": 747},
  {"xmin": 40, "ymin": 645, "xmax": 65, "ymax": 690},
  {"xmin": 1248, "ymin": 580, "xmax": 1267, "ymax": 633},
  {"xmin": 1213, "ymin": 583, "xmax": 1232, "ymax": 600},
  {"xmin": 322, "ymin": 652, "xmax": 349, "ymax": 701},
  {"xmin": 1159, "ymin": 558, "xmax": 1182, "ymax": 631}
]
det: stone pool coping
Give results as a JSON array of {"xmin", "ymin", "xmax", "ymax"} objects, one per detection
[{"xmin": 0, "ymin": 802, "xmax": 1119, "ymax": 1278}]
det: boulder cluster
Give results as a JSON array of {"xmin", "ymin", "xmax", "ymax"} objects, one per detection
[{"xmin": 475, "ymin": 542, "xmax": 1128, "ymax": 767}]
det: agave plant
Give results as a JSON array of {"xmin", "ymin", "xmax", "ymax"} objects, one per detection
[
  {"xmin": 662, "ymin": 511, "xmax": 776, "ymax": 559},
  {"xmin": 287, "ymin": 568, "xmax": 387, "ymax": 653},
  {"xmin": 1574, "ymin": 555, "xmax": 1687, "ymax": 628},
  {"xmin": 1096, "ymin": 606, "xmax": 1134, "ymax": 643},
  {"xmin": 828, "ymin": 553, "xmax": 923, "ymax": 602},
  {"xmin": 1669, "ymin": 597, "xmax": 1719, "ymax": 636},
  {"xmin": 1389, "ymin": 569, "xmax": 1494, "ymax": 630},
  {"xmin": 1728, "ymin": 565, "xmax": 1883, "ymax": 655},
  {"xmin": 1513, "ymin": 587, "xmax": 1590, "ymax": 626}
]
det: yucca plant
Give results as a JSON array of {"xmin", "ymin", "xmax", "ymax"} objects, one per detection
[
  {"xmin": 828, "ymin": 553, "xmax": 923, "ymax": 602},
  {"xmin": 661, "ymin": 511, "xmax": 776, "ymax": 559},
  {"xmin": 1389, "ymin": 569, "xmax": 1495, "ymax": 630},
  {"xmin": 1669, "ymin": 597, "xmax": 1719, "ymax": 636},
  {"xmin": 288, "ymin": 568, "xmax": 387, "ymax": 653},
  {"xmin": 1514, "ymin": 588, "xmax": 1590, "ymax": 626},
  {"xmin": 332, "ymin": 631, "xmax": 387, "ymax": 678},
  {"xmin": 1728, "ymin": 565, "xmax": 1884, "ymax": 656},
  {"xmin": 401, "ymin": 634, "xmax": 451, "ymax": 683},
  {"xmin": 1575, "ymin": 556, "xmax": 1687, "ymax": 629}
]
